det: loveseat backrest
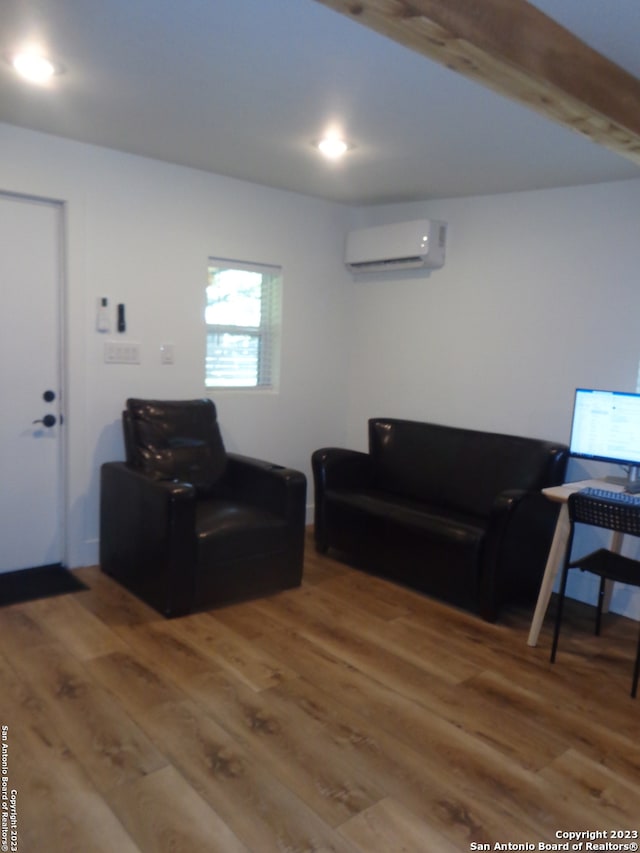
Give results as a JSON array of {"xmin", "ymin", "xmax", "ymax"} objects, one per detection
[{"xmin": 368, "ymin": 418, "xmax": 568, "ymax": 518}]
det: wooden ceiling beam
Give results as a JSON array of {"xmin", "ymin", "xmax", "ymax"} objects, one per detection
[{"xmin": 313, "ymin": 0, "xmax": 640, "ymax": 166}]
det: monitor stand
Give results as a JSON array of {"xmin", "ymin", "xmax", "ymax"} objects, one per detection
[
  {"xmin": 605, "ymin": 466, "xmax": 640, "ymax": 492},
  {"xmin": 626, "ymin": 465, "xmax": 640, "ymax": 494}
]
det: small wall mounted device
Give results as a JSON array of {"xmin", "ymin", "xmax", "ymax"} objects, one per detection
[
  {"xmin": 117, "ymin": 303, "xmax": 126, "ymax": 333},
  {"xmin": 97, "ymin": 297, "xmax": 110, "ymax": 332}
]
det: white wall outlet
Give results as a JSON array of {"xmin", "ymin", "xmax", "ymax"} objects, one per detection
[{"xmin": 160, "ymin": 343, "xmax": 174, "ymax": 365}]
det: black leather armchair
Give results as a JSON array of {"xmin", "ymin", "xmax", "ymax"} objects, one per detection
[{"xmin": 100, "ymin": 398, "xmax": 306, "ymax": 617}]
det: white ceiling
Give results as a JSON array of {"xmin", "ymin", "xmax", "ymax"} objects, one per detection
[{"xmin": 1, "ymin": 0, "xmax": 639, "ymax": 205}]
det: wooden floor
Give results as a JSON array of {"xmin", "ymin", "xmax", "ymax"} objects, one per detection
[{"xmin": 1, "ymin": 530, "xmax": 639, "ymax": 852}]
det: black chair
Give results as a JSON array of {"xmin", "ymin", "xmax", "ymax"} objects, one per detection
[
  {"xmin": 100, "ymin": 398, "xmax": 306, "ymax": 617},
  {"xmin": 550, "ymin": 491, "xmax": 640, "ymax": 697}
]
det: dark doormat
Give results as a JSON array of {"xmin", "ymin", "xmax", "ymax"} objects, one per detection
[{"xmin": 0, "ymin": 563, "xmax": 88, "ymax": 607}]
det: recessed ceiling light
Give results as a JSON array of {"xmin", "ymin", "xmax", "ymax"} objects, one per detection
[
  {"xmin": 8, "ymin": 51, "xmax": 64, "ymax": 84},
  {"xmin": 315, "ymin": 134, "xmax": 353, "ymax": 160}
]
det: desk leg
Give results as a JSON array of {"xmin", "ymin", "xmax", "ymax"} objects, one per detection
[{"xmin": 527, "ymin": 503, "xmax": 570, "ymax": 647}]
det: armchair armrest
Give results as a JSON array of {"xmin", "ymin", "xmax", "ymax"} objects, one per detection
[
  {"xmin": 222, "ymin": 453, "xmax": 306, "ymax": 525},
  {"xmin": 480, "ymin": 488, "xmax": 560, "ymax": 621},
  {"xmin": 100, "ymin": 461, "xmax": 198, "ymax": 616}
]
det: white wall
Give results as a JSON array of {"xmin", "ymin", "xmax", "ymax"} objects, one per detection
[
  {"xmin": 0, "ymin": 122, "xmax": 354, "ymax": 567},
  {"xmin": 348, "ymin": 179, "xmax": 640, "ymax": 617},
  {"xmin": 347, "ymin": 181, "xmax": 640, "ymax": 445},
  {"xmin": 3, "ymin": 118, "xmax": 640, "ymax": 619}
]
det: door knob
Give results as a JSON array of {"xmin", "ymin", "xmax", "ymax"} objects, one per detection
[{"xmin": 33, "ymin": 414, "xmax": 57, "ymax": 428}]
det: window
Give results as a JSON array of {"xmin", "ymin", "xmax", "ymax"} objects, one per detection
[{"xmin": 205, "ymin": 259, "xmax": 281, "ymax": 389}]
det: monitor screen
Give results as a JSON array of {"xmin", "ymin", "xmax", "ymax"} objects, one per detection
[{"xmin": 569, "ymin": 388, "xmax": 640, "ymax": 467}]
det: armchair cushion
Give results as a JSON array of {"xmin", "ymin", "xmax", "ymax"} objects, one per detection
[
  {"xmin": 126, "ymin": 398, "xmax": 227, "ymax": 495},
  {"xmin": 196, "ymin": 501, "xmax": 289, "ymax": 563}
]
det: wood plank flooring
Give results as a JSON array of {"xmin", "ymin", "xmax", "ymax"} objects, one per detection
[{"xmin": 1, "ymin": 529, "xmax": 639, "ymax": 852}]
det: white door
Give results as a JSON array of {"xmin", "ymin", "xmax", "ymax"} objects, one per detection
[{"xmin": 0, "ymin": 193, "xmax": 64, "ymax": 573}]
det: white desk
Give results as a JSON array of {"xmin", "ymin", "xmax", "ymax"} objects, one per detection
[{"xmin": 527, "ymin": 479, "xmax": 625, "ymax": 647}]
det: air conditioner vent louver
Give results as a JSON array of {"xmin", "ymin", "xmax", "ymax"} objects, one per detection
[
  {"xmin": 347, "ymin": 256, "xmax": 426, "ymax": 272},
  {"xmin": 345, "ymin": 219, "xmax": 447, "ymax": 274}
]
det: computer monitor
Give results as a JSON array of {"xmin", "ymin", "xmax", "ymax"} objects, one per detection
[{"xmin": 569, "ymin": 388, "xmax": 640, "ymax": 491}]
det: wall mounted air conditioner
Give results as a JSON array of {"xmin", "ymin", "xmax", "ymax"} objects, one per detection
[{"xmin": 345, "ymin": 219, "xmax": 447, "ymax": 274}]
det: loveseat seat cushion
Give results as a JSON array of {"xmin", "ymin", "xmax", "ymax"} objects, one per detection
[
  {"xmin": 325, "ymin": 488, "xmax": 485, "ymax": 547},
  {"xmin": 323, "ymin": 487, "xmax": 485, "ymax": 609}
]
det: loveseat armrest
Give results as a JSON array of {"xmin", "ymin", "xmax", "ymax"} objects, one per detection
[
  {"xmin": 222, "ymin": 453, "xmax": 307, "ymax": 527},
  {"xmin": 312, "ymin": 447, "xmax": 372, "ymax": 552},
  {"xmin": 312, "ymin": 447, "xmax": 372, "ymax": 490},
  {"xmin": 100, "ymin": 461, "xmax": 198, "ymax": 616},
  {"xmin": 480, "ymin": 488, "xmax": 560, "ymax": 621}
]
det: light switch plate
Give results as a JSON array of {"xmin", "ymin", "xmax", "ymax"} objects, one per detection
[
  {"xmin": 160, "ymin": 343, "xmax": 174, "ymax": 365},
  {"xmin": 104, "ymin": 341, "xmax": 141, "ymax": 364}
]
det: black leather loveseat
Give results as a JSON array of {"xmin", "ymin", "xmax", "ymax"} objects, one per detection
[{"xmin": 312, "ymin": 418, "xmax": 569, "ymax": 621}]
